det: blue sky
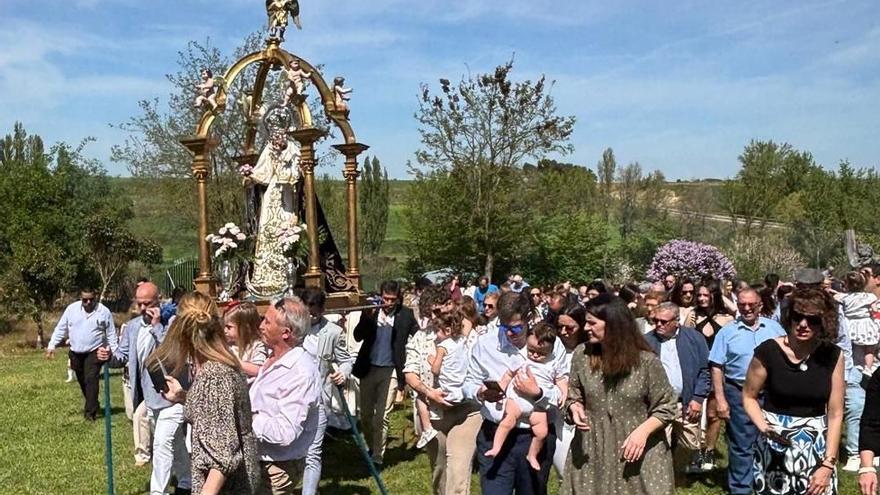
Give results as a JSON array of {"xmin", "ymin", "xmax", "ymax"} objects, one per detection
[{"xmin": 1, "ymin": 0, "xmax": 877, "ymax": 178}]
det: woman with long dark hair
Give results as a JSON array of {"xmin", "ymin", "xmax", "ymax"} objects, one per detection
[
  {"xmin": 562, "ymin": 294, "xmax": 677, "ymax": 495},
  {"xmin": 684, "ymin": 279, "xmax": 734, "ymax": 471},
  {"xmin": 743, "ymin": 288, "xmax": 844, "ymax": 495}
]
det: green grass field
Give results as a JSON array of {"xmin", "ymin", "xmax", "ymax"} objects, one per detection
[{"xmin": 0, "ymin": 345, "xmax": 865, "ymax": 494}]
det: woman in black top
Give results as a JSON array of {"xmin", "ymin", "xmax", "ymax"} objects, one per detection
[
  {"xmin": 743, "ymin": 287, "xmax": 845, "ymax": 495},
  {"xmin": 858, "ymin": 371, "xmax": 880, "ymax": 494},
  {"xmin": 684, "ymin": 279, "xmax": 734, "ymax": 471}
]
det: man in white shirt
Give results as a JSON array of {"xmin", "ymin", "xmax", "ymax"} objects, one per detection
[
  {"xmin": 250, "ymin": 296, "xmax": 320, "ymax": 494},
  {"xmin": 464, "ymin": 291, "xmax": 567, "ymax": 495},
  {"xmin": 46, "ymin": 287, "xmax": 117, "ymax": 421}
]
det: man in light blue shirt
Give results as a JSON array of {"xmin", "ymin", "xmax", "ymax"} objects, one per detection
[
  {"xmin": 46, "ymin": 288, "xmax": 117, "ymax": 421},
  {"xmin": 474, "ymin": 276, "xmax": 499, "ymax": 314},
  {"xmin": 709, "ymin": 288, "xmax": 785, "ymax": 494}
]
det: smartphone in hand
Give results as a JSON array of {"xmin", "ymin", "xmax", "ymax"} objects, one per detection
[
  {"xmin": 483, "ymin": 380, "xmax": 503, "ymax": 393},
  {"xmin": 765, "ymin": 429, "xmax": 792, "ymax": 447}
]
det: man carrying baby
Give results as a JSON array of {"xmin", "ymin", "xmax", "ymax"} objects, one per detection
[{"xmin": 464, "ymin": 291, "xmax": 568, "ymax": 495}]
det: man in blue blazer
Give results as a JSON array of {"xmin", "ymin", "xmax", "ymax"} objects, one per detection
[{"xmin": 644, "ymin": 301, "xmax": 710, "ymax": 474}]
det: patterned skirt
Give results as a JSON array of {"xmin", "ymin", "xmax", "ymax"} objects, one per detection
[{"xmin": 753, "ymin": 411, "xmax": 836, "ymax": 495}]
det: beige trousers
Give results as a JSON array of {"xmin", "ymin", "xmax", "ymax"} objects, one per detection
[
  {"xmin": 133, "ymin": 401, "xmax": 152, "ymax": 463},
  {"xmin": 260, "ymin": 459, "xmax": 304, "ymax": 495},
  {"xmin": 426, "ymin": 405, "xmax": 482, "ymax": 495},
  {"xmin": 666, "ymin": 402, "xmax": 702, "ymax": 470},
  {"xmin": 358, "ymin": 365, "xmax": 397, "ymax": 462}
]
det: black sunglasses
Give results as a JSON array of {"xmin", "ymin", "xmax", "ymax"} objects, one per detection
[
  {"xmin": 654, "ymin": 317, "xmax": 676, "ymax": 325},
  {"xmin": 791, "ymin": 310, "xmax": 823, "ymax": 327}
]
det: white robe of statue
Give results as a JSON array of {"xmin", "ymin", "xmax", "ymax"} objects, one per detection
[{"xmin": 247, "ymin": 138, "xmax": 301, "ymax": 296}]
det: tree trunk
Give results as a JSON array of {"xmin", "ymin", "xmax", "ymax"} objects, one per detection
[
  {"xmin": 34, "ymin": 315, "xmax": 45, "ymax": 349},
  {"xmin": 484, "ymin": 251, "xmax": 494, "ymax": 282}
]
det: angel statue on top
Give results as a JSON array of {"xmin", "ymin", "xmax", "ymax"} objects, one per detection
[
  {"xmin": 246, "ymin": 106, "xmax": 303, "ymax": 297},
  {"xmin": 266, "ymin": 0, "xmax": 301, "ymax": 41}
]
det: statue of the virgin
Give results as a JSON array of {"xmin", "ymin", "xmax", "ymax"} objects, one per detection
[{"xmin": 246, "ymin": 107, "xmax": 302, "ymax": 296}]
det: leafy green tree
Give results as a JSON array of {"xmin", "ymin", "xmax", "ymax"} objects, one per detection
[
  {"xmin": 519, "ymin": 212, "xmax": 609, "ymax": 285},
  {"xmin": 408, "ymin": 60, "xmax": 576, "ymax": 279},
  {"xmin": 403, "ymin": 165, "xmax": 524, "ymax": 280},
  {"xmin": 359, "ymin": 156, "xmax": 390, "ymax": 255},
  {"xmin": 86, "ymin": 215, "xmax": 163, "ymax": 301},
  {"xmin": 597, "ymin": 147, "xmax": 616, "ymax": 222},
  {"xmin": 0, "ymin": 124, "xmax": 127, "ymax": 347},
  {"xmin": 521, "ymin": 159, "xmax": 598, "ymax": 215},
  {"xmin": 720, "ymin": 140, "xmax": 820, "ymax": 235}
]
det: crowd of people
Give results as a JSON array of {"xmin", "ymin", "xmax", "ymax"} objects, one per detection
[{"xmin": 44, "ymin": 262, "xmax": 880, "ymax": 495}]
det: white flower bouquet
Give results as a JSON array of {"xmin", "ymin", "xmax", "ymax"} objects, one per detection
[
  {"xmin": 206, "ymin": 222, "xmax": 249, "ymax": 260},
  {"xmin": 277, "ymin": 219, "xmax": 309, "ymax": 261}
]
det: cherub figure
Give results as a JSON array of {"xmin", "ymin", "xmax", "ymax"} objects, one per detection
[
  {"xmin": 266, "ymin": 0, "xmax": 302, "ymax": 41},
  {"xmin": 282, "ymin": 60, "xmax": 312, "ymax": 107},
  {"xmin": 333, "ymin": 76, "xmax": 353, "ymax": 117},
  {"xmin": 194, "ymin": 68, "xmax": 218, "ymax": 110}
]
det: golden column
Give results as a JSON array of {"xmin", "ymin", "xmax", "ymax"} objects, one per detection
[
  {"xmin": 180, "ymin": 135, "xmax": 219, "ymax": 297},
  {"xmin": 290, "ymin": 127, "xmax": 327, "ymax": 288},
  {"xmin": 332, "ymin": 143, "xmax": 369, "ymax": 290}
]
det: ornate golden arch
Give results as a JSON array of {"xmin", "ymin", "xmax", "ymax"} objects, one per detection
[{"xmin": 180, "ymin": 38, "xmax": 368, "ymax": 303}]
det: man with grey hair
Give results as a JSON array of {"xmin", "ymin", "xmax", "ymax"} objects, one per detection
[
  {"xmin": 708, "ymin": 289, "xmax": 785, "ymax": 494},
  {"xmin": 644, "ymin": 301, "xmax": 711, "ymax": 474},
  {"xmin": 250, "ymin": 297, "xmax": 321, "ymax": 494}
]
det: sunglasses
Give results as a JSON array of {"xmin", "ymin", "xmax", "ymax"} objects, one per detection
[
  {"xmin": 681, "ymin": 289, "xmax": 694, "ymax": 294},
  {"xmin": 654, "ymin": 317, "xmax": 676, "ymax": 325},
  {"xmin": 791, "ymin": 310, "xmax": 823, "ymax": 327},
  {"xmin": 500, "ymin": 323, "xmax": 525, "ymax": 335},
  {"xmin": 485, "ymin": 304, "xmax": 496, "ymax": 309},
  {"xmin": 81, "ymin": 297, "xmax": 95, "ymax": 303}
]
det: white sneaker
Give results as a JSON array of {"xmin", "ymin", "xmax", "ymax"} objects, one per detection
[
  {"xmin": 842, "ymin": 455, "xmax": 861, "ymax": 472},
  {"xmin": 416, "ymin": 428, "xmax": 438, "ymax": 448}
]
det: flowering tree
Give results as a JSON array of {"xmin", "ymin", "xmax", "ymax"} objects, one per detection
[{"xmin": 647, "ymin": 239, "xmax": 737, "ymax": 282}]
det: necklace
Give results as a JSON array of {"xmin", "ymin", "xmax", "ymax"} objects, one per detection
[{"xmin": 784, "ymin": 336, "xmax": 812, "ymax": 372}]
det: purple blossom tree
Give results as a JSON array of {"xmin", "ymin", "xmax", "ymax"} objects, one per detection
[{"xmin": 647, "ymin": 239, "xmax": 737, "ymax": 282}]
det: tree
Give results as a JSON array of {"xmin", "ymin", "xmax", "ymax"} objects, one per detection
[
  {"xmin": 404, "ymin": 166, "xmax": 524, "ymax": 280},
  {"xmin": 0, "ymin": 123, "xmax": 125, "ymax": 347},
  {"xmin": 408, "ymin": 60, "xmax": 576, "ymax": 279},
  {"xmin": 359, "ymin": 156, "xmax": 390, "ymax": 255},
  {"xmin": 720, "ymin": 140, "xmax": 820, "ymax": 235},
  {"xmin": 647, "ymin": 239, "xmax": 737, "ymax": 282},
  {"xmin": 597, "ymin": 147, "xmax": 616, "ymax": 222},
  {"xmin": 85, "ymin": 215, "xmax": 163, "ymax": 301},
  {"xmin": 519, "ymin": 212, "xmax": 609, "ymax": 285},
  {"xmin": 616, "ymin": 162, "xmax": 666, "ymax": 242}
]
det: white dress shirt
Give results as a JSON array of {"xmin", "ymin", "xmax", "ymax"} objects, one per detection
[
  {"xmin": 249, "ymin": 346, "xmax": 320, "ymax": 461},
  {"xmin": 464, "ymin": 328, "xmax": 567, "ymax": 428}
]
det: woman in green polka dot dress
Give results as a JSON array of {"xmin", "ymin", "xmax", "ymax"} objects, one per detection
[{"xmin": 562, "ymin": 294, "xmax": 677, "ymax": 495}]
